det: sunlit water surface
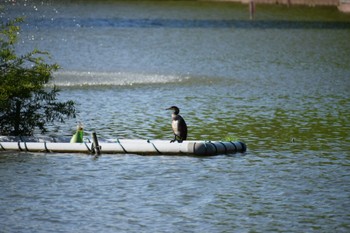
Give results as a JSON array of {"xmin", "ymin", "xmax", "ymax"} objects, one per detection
[{"xmin": 1, "ymin": 1, "xmax": 350, "ymax": 232}]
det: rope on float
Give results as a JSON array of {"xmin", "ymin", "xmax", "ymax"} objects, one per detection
[
  {"xmin": 84, "ymin": 142, "xmax": 92, "ymax": 153},
  {"xmin": 203, "ymin": 141, "xmax": 210, "ymax": 155},
  {"xmin": 18, "ymin": 141, "xmax": 23, "ymax": 151},
  {"xmin": 239, "ymin": 142, "xmax": 247, "ymax": 152},
  {"xmin": 0, "ymin": 142, "xmax": 5, "ymax": 151},
  {"xmin": 116, "ymin": 138, "xmax": 127, "ymax": 153},
  {"xmin": 219, "ymin": 142, "xmax": 228, "ymax": 154},
  {"xmin": 18, "ymin": 137, "xmax": 29, "ymax": 152},
  {"xmin": 208, "ymin": 141, "xmax": 218, "ymax": 154},
  {"xmin": 229, "ymin": 141, "xmax": 238, "ymax": 153},
  {"xmin": 147, "ymin": 140, "xmax": 162, "ymax": 155},
  {"xmin": 24, "ymin": 141, "xmax": 29, "ymax": 151},
  {"xmin": 44, "ymin": 141, "xmax": 50, "ymax": 153}
]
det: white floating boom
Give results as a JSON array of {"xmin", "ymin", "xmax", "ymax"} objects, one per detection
[{"xmin": 0, "ymin": 140, "xmax": 246, "ymax": 156}]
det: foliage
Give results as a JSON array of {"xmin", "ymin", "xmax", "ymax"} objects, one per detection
[
  {"xmin": 223, "ymin": 135, "xmax": 239, "ymax": 142},
  {"xmin": 0, "ymin": 18, "xmax": 76, "ymax": 136}
]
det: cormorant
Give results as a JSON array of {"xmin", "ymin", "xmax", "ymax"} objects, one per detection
[{"xmin": 166, "ymin": 106, "xmax": 187, "ymax": 143}]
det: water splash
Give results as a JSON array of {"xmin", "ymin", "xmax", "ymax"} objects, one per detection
[{"xmin": 50, "ymin": 71, "xmax": 190, "ymax": 87}]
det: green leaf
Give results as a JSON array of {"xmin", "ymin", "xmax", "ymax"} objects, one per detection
[{"xmin": 0, "ymin": 17, "xmax": 76, "ymax": 136}]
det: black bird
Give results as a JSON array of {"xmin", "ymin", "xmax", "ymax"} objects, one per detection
[{"xmin": 166, "ymin": 106, "xmax": 187, "ymax": 143}]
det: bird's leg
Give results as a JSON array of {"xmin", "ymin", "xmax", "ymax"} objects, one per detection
[
  {"xmin": 170, "ymin": 134, "xmax": 177, "ymax": 143},
  {"xmin": 177, "ymin": 136, "xmax": 183, "ymax": 143}
]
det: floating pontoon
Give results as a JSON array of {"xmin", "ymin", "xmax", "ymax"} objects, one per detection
[{"xmin": 0, "ymin": 138, "xmax": 246, "ymax": 156}]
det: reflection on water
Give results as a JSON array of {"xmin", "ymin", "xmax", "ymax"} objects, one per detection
[{"xmin": 1, "ymin": 1, "xmax": 350, "ymax": 232}]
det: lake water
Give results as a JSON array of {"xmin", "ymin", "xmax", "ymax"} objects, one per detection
[{"xmin": 1, "ymin": 1, "xmax": 350, "ymax": 232}]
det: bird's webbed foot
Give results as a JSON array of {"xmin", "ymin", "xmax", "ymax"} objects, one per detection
[{"xmin": 170, "ymin": 135, "xmax": 178, "ymax": 143}]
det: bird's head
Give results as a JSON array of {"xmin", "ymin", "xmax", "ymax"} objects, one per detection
[{"xmin": 166, "ymin": 106, "xmax": 180, "ymax": 114}]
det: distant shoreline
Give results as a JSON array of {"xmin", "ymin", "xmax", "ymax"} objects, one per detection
[{"xmin": 206, "ymin": 0, "xmax": 350, "ymax": 13}]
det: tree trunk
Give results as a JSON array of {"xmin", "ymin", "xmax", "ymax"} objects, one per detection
[{"xmin": 14, "ymin": 100, "xmax": 21, "ymax": 135}]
